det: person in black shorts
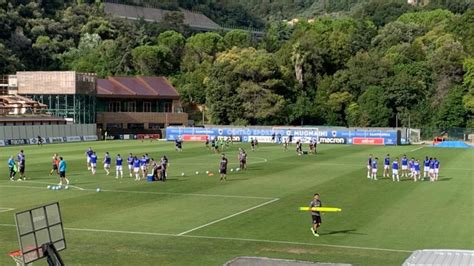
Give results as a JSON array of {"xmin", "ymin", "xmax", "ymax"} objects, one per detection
[
  {"xmin": 219, "ymin": 154, "xmax": 228, "ymax": 182},
  {"xmin": 309, "ymin": 193, "xmax": 322, "ymax": 237}
]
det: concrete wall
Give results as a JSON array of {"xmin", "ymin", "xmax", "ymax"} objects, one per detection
[{"xmin": 0, "ymin": 124, "xmax": 96, "ymax": 140}]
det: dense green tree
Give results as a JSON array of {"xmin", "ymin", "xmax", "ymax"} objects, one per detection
[
  {"xmin": 223, "ymin": 30, "xmax": 252, "ymax": 49},
  {"xmin": 435, "ymin": 86, "xmax": 467, "ymax": 129},
  {"xmin": 132, "ymin": 45, "xmax": 173, "ymax": 75}
]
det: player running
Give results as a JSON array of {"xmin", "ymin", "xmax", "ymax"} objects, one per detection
[
  {"xmin": 367, "ymin": 155, "xmax": 373, "ymax": 179},
  {"xmin": 401, "ymin": 155, "xmax": 408, "ymax": 178},
  {"xmin": 371, "ymin": 157, "xmax": 378, "ymax": 180},
  {"xmin": 219, "ymin": 154, "xmax": 228, "ymax": 182},
  {"xmin": 58, "ymin": 157, "xmax": 70, "ymax": 186},
  {"xmin": 392, "ymin": 157, "xmax": 400, "ymax": 182},
  {"xmin": 115, "ymin": 154, "xmax": 123, "ymax": 179},
  {"xmin": 90, "ymin": 152, "xmax": 97, "ymax": 175},
  {"xmin": 103, "ymin": 152, "xmax": 111, "ymax": 176},
  {"xmin": 383, "ymin": 154, "xmax": 390, "ymax": 178},
  {"xmin": 85, "ymin": 147, "xmax": 93, "ymax": 171},
  {"xmin": 423, "ymin": 156, "xmax": 430, "ymax": 180},
  {"xmin": 309, "ymin": 193, "xmax": 322, "ymax": 237}
]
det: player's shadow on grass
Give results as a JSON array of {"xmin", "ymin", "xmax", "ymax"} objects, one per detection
[
  {"xmin": 165, "ymin": 178, "xmax": 186, "ymax": 181},
  {"xmin": 437, "ymin": 177, "xmax": 452, "ymax": 181},
  {"xmin": 320, "ymin": 229, "xmax": 365, "ymax": 236}
]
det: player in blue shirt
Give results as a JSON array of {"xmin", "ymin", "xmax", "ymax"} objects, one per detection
[
  {"xmin": 127, "ymin": 153, "xmax": 134, "ymax": 177},
  {"xmin": 383, "ymin": 154, "xmax": 390, "ymax": 178},
  {"xmin": 115, "ymin": 154, "xmax": 123, "ymax": 179},
  {"xmin": 413, "ymin": 160, "xmax": 421, "ymax": 181},
  {"xmin": 371, "ymin": 157, "xmax": 378, "ymax": 180},
  {"xmin": 434, "ymin": 158, "xmax": 440, "ymax": 181},
  {"xmin": 103, "ymin": 152, "xmax": 111, "ymax": 176},
  {"xmin": 392, "ymin": 158, "xmax": 399, "ymax": 182},
  {"xmin": 428, "ymin": 158, "xmax": 435, "ymax": 181},
  {"xmin": 423, "ymin": 156, "xmax": 430, "ymax": 180},
  {"xmin": 85, "ymin": 147, "xmax": 93, "ymax": 171},
  {"xmin": 140, "ymin": 155, "xmax": 148, "ymax": 179},
  {"xmin": 367, "ymin": 154, "xmax": 373, "ymax": 179},
  {"xmin": 401, "ymin": 155, "xmax": 408, "ymax": 178},
  {"xmin": 133, "ymin": 156, "xmax": 141, "ymax": 181},
  {"xmin": 58, "ymin": 157, "xmax": 70, "ymax": 186},
  {"xmin": 90, "ymin": 152, "xmax": 97, "ymax": 175}
]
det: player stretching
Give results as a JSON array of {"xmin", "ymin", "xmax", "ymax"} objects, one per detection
[
  {"xmin": 309, "ymin": 193, "xmax": 322, "ymax": 237},
  {"xmin": 90, "ymin": 152, "xmax": 97, "ymax": 175},
  {"xmin": 85, "ymin": 147, "xmax": 93, "ymax": 171},
  {"xmin": 383, "ymin": 154, "xmax": 390, "ymax": 178},
  {"xmin": 133, "ymin": 156, "xmax": 141, "ymax": 181},
  {"xmin": 371, "ymin": 157, "xmax": 378, "ymax": 180},
  {"xmin": 115, "ymin": 154, "xmax": 123, "ymax": 179},
  {"xmin": 367, "ymin": 155, "xmax": 373, "ymax": 179},
  {"xmin": 219, "ymin": 154, "xmax": 228, "ymax": 182},
  {"xmin": 423, "ymin": 156, "xmax": 430, "ymax": 180},
  {"xmin": 434, "ymin": 158, "xmax": 440, "ymax": 181},
  {"xmin": 392, "ymin": 158, "xmax": 399, "ymax": 182},
  {"xmin": 401, "ymin": 155, "xmax": 408, "ymax": 178},
  {"xmin": 58, "ymin": 157, "xmax": 70, "ymax": 186},
  {"xmin": 103, "ymin": 152, "xmax": 111, "ymax": 176},
  {"xmin": 127, "ymin": 153, "xmax": 134, "ymax": 177}
]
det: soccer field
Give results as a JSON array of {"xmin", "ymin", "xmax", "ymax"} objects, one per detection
[{"xmin": 0, "ymin": 141, "xmax": 473, "ymax": 265}]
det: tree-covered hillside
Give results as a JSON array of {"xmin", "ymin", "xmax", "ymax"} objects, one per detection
[{"xmin": 0, "ymin": 1, "xmax": 472, "ymax": 129}]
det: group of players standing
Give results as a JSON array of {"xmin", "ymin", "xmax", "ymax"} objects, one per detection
[
  {"xmin": 85, "ymin": 148, "xmax": 169, "ymax": 182},
  {"xmin": 367, "ymin": 154, "xmax": 440, "ymax": 182},
  {"xmin": 7, "ymin": 150, "xmax": 26, "ymax": 181}
]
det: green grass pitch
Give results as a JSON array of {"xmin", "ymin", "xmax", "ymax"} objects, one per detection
[{"xmin": 0, "ymin": 140, "xmax": 473, "ymax": 265}]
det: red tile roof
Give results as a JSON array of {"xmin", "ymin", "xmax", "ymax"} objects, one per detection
[{"xmin": 97, "ymin": 76, "xmax": 179, "ymax": 98}]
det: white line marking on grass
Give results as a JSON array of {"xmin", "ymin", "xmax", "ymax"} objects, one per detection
[
  {"xmin": 409, "ymin": 146, "xmax": 424, "ymax": 152},
  {"xmin": 0, "ymin": 223, "xmax": 411, "ymax": 253},
  {"xmin": 177, "ymin": 198, "xmax": 280, "ymax": 236},
  {"xmin": 0, "ymin": 185, "xmax": 275, "ymax": 200},
  {"xmin": 0, "ymin": 208, "xmax": 15, "ymax": 213},
  {"xmin": 181, "ymin": 234, "xmax": 413, "ymax": 253}
]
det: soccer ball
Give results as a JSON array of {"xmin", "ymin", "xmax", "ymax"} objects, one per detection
[
  {"xmin": 195, "ymin": 171, "xmax": 199, "ymax": 175},
  {"xmin": 47, "ymin": 185, "xmax": 51, "ymax": 189},
  {"xmin": 64, "ymin": 186, "xmax": 69, "ymax": 190},
  {"xmin": 181, "ymin": 172, "xmax": 185, "ymax": 176},
  {"xmin": 230, "ymin": 168, "xmax": 234, "ymax": 172},
  {"xmin": 206, "ymin": 171, "xmax": 209, "ymax": 174},
  {"xmin": 96, "ymin": 188, "xmax": 101, "ymax": 192},
  {"xmin": 236, "ymin": 168, "xmax": 240, "ymax": 171}
]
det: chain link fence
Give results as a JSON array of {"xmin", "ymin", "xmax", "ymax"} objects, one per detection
[{"xmin": 420, "ymin": 127, "xmax": 474, "ymax": 142}]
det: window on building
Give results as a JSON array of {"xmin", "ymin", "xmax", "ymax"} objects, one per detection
[
  {"xmin": 143, "ymin": 101, "xmax": 152, "ymax": 112},
  {"xmin": 108, "ymin": 101, "xmax": 121, "ymax": 112},
  {"xmin": 128, "ymin": 123, "xmax": 144, "ymax": 130},
  {"xmin": 126, "ymin": 101, "xmax": 136, "ymax": 112},
  {"xmin": 149, "ymin": 123, "xmax": 164, "ymax": 130},
  {"xmin": 107, "ymin": 123, "xmax": 122, "ymax": 129},
  {"xmin": 163, "ymin": 102, "xmax": 171, "ymax": 113}
]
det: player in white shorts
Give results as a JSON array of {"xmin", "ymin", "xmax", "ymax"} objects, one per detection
[
  {"xmin": 383, "ymin": 154, "xmax": 390, "ymax": 178},
  {"xmin": 132, "ymin": 156, "xmax": 141, "ymax": 180},
  {"xmin": 103, "ymin": 152, "xmax": 111, "ymax": 175},
  {"xmin": 401, "ymin": 155, "xmax": 408, "ymax": 177},
  {"xmin": 371, "ymin": 157, "xmax": 378, "ymax": 180},
  {"xmin": 433, "ymin": 158, "xmax": 440, "ymax": 180},
  {"xmin": 115, "ymin": 154, "xmax": 123, "ymax": 179},
  {"xmin": 367, "ymin": 155, "xmax": 373, "ymax": 179},
  {"xmin": 392, "ymin": 158, "xmax": 399, "ymax": 182},
  {"xmin": 127, "ymin": 153, "xmax": 133, "ymax": 177},
  {"xmin": 423, "ymin": 156, "xmax": 430, "ymax": 180}
]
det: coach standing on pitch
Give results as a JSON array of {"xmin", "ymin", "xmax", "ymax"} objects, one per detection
[{"xmin": 310, "ymin": 193, "xmax": 322, "ymax": 237}]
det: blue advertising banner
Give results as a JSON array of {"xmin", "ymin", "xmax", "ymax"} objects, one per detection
[{"xmin": 165, "ymin": 127, "xmax": 399, "ymax": 145}]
